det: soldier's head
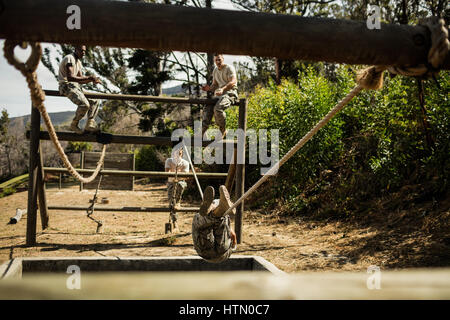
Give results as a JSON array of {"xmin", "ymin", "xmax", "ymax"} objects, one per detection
[
  {"xmin": 213, "ymin": 54, "xmax": 224, "ymax": 69},
  {"xmin": 172, "ymin": 146, "xmax": 184, "ymax": 160},
  {"xmin": 74, "ymin": 45, "xmax": 86, "ymax": 59}
]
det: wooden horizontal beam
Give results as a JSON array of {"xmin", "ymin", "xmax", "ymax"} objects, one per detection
[
  {"xmin": 47, "ymin": 206, "xmax": 199, "ymax": 212},
  {"xmin": 44, "ymin": 90, "xmax": 219, "ymax": 105},
  {"xmin": 26, "ymin": 131, "xmax": 237, "ymax": 147},
  {"xmin": 0, "ymin": 0, "xmax": 448, "ymax": 69},
  {"xmin": 44, "ymin": 167, "xmax": 228, "ymax": 179}
]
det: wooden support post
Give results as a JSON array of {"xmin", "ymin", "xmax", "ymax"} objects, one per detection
[
  {"xmin": 235, "ymin": 99, "xmax": 247, "ymax": 244},
  {"xmin": 132, "ymin": 153, "xmax": 135, "ymax": 191},
  {"xmin": 37, "ymin": 144, "xmax": 49, "ymax": 229},
  {"xmin": 59, "ymin": 173, "xmax": 62, "ymax": 189},
  {"xmin": 26, "ymin": 106, "xmax": 40, "ymax": 246},
  {"xmin": 80, "ymin": 151, "xmax": 84, "ymax": 191},
  {"xmin": 225, "ymin": 146, "xmax": 237, "ymax": 194}
]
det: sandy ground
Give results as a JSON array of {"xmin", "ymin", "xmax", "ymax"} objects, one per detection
[{"xmin": 0, "ymin": 182, "xmax": 447, "ymax": 273}]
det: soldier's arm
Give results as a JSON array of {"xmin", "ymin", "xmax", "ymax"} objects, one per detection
[
  {"xmin": 202, "ymin": 78, "xmax": 219, "ymax": 92},
  {"xmin": 66, "ymin": 64, "xmax": 94, "ymax": 84},
  {"xmin": 221, "ymin": 75, "xmax": 237, "ymax": 93}
]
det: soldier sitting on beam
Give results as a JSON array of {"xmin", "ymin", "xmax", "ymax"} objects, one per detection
[
  {"xmin": 58, "ymin": 45, "xmax": 102, "ymax": 134},
  {"xmin": 192, "ymin": 185, "xmax": 237, "ymax": 263}
]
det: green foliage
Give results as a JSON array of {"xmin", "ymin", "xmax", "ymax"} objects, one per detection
[
  {"xmin": 0, "ymin": 186, "xmax": 16, "ymax": 198},
  {"xmin": 135, "ymin": 145, "xmax": 166, "ymax": 172},
  {"xmin": 228, "ymin": 66, "xmax": 344, "ymax": 194},
  {"xmin": 66, "ymin": 142, "xmax": 93, "ymax": 153},
  {"xmin": 0, "ymin": 109, "xmax": 9, "ymax": 143},
  {"xmin": 227, "ymin": 66, "xmax": 450, "ymax": 213}
]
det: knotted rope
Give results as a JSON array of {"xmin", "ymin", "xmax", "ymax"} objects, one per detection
[
  {"xmin": 385, "ymin": 17, "xmax": 449, "ymax": 78},
  {"xmin": 224, "ymin": 17, "xmax": 449, "ymax": 216},
  {"xmin": 3, "ymin": 41, "xmax": 107, "ymax": 184}
]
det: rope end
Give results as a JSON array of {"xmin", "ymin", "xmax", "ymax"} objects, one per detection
[{"xmin": 356, "ymin": 66, "xmax": 385, "ymax": 90}]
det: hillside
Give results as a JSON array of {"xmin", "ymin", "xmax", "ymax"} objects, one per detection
[{"xmin": 9, "ymin": 111, "xmax": 75, "ymax": 129}]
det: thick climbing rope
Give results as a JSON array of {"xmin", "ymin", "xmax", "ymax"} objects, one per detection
[
  {"xmin": 181, "ymin": 140, "xmax": 204, "ymax": 199},
  {"xmin": 223, "ymin": 17, "xmax": 449, "ymax": 217},
  {"xmin": 3, "ymin": 41, "xmax": 107, "ymax": 184}
]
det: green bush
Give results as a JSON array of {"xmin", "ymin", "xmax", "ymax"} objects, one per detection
[
  {"xmin": 0, "ymin": 186, "xmax": 16, "ymax": 198},
  {"xmin": 226, "ymin": 65, "xmax": 450, "ymax": 213},
  {"xmin": 135, "ymin": 145, "xmax": 166, "ymax": 172}
]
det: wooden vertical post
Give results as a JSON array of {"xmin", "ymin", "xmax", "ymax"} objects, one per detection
[
  {"xmin": 80, "ymin": 151, "xmax": 84, "ymax": 191},
  {"xmin": 37, "ymin": 145, "xmax": 49, "ymax": 229},
  {"xmin": 132, "ymin": 152, "xmax": 135, "ymax": 191},
  {"xmin": 26, "ymin": 106, "xmax": 40, "ymax": 246},
  {"xmin": 235, "ymin": 99, "xmax": 247, "ymax": 244},
  {"xmin": 59, "ymin": 173, "xmax": 62, "ymax": 189}
]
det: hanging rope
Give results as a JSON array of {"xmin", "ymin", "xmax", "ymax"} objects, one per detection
[
  {"xmin": 3, "ymin": 40, "xmax": 107, "ymax": 184},
  {"xmin": 181, "ymin": 140, "xmax": 204, "ymax": 199},
  {"xmin": 224, "ymin": 17, "xmax": 449, "ymax": 216},
  {"xmin": 86, "ymin": 173, "xmax": 104, "ymax": 233}
]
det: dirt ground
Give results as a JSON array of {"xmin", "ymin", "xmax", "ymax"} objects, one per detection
[{"xmin": 1, "ymin": 182, "xmax": 448, "ymax": 273}]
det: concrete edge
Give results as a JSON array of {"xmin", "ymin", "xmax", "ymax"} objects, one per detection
[
  {"xmin": 0, "ymin": 258, "xmax": 23, "ymax": 279},
  {"xmin": 251, "ymin": 255, "xmax": 286, "ymax": 276},
  {"xmin": 9, "ymin": 255, "xmax": 284, "ymax": 275}
]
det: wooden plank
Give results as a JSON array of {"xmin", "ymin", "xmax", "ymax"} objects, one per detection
[
  {"xmin": 27, "ymin": 131, "xmax": 237, "ymax": 148},
  {"xmin": 235, "ymin": 99, "xmax": 247, "ymax": 244},
  {"xmin": 25, "ymin": 106, "xmax": 40, "ymax": 246},
  {"xmin": 47, "ymin": 206, "xmax": 200, "ymax": 212},
  {"xmin": 43, "ymin": 167, "xmax": 228, "ymax": 179},
  {"xmin": 0, "ymin": 0, "xmax": 448, "ymax": 69},
  {"xmin": 44, "ymin": 89, "xmax": 219, "ymax": 105},
  {"xmin": 1, "ymin": 269, "xmax": 449, "ymax": 299}
]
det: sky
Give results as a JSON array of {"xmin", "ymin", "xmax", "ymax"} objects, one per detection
[{"xmin": 0, "ymin": 0, "xmax": 246, "ymax": 119}]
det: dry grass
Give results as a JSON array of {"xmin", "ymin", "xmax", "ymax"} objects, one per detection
[{"xmin": 0, "ymin": 182, "xmax": 448, "ymax": 273}]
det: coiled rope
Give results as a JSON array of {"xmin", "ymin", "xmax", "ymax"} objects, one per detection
[{"xmin": 3, "ymin": 41, "xmax": 107, "ymax": 184}]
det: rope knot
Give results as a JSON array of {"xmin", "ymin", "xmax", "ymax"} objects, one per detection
[
  {"xmin": 356, "ymin": 66, "xmax": 385, "ymax": 90},
  {"xmin": 387, "ymin": 17, "xmax": 449, "ymax": 78}
]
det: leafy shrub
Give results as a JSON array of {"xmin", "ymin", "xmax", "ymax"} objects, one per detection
[{"xmin": 226, "ymin": 65, "xmax": 450, "ymax": 213}]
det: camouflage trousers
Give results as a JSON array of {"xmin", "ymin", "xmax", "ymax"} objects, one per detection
[
  {"xmin": 59, "ymin": 82, "xmax": 99, "ymax": 122},
  {"xmin": 192, "ymin": 211, "xmax": 233, "ymax": 263},
  {"xmin": 202, "ymin": 90, "xmax": 238, "ymax": 133},
  {"xmin": 167, "ymin": 180, "xmax": 187, "ymax": 222}
]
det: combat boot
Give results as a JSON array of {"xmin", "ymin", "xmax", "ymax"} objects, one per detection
[
  {"xmin": 199, "ymin": 186, "xmax": 215, "ymax": 216},
  {"xmin": 84, "ymin": 119, "xmax": 100, "ymax": 133},
  {"xmin": 213, "ymin": 185, "xmax": 235, "ymax": 217},
  {"xmin": 70, "ymin": 119, "xmax": 84, "ymax": 134}
]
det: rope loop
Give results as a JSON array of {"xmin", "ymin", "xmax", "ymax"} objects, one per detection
[
  {"xmin": 3, "ymin": 40, "xmax": 106, "ymax": 184},
  {"xmin": 3, "ymin": 41, "xmax": 41, "ymax": 75}
]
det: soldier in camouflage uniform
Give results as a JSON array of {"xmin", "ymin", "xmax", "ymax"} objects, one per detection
[
  {"xmin": 201, "ymin": 54, "xmax": 238, "ymax": 138},
  {"xmin": 192, "ymin": 185, "xmax": 237, "ymax": 263},
  {"xmin": 58, "ymin": 45, "xmax": 101, "ymax": 134},
  {"xmin": 165, "ymin": 147, "xmax": 190, "ymax": 228}
]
